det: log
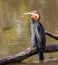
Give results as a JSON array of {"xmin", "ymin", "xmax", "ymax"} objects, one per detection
[
  {"xmin": 45, "ymin": 31, "xmax": 58, "ymax": 40},
  {"xmin": 0, "ymin": 44, "xmax": 58, "ymax": 65}
]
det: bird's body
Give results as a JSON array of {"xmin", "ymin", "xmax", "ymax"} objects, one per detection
[
  {"xmin": 30, "ymin": 18, "xmax": 46, "ymax": 61},
  {"xmin": 24, "ymin": 10, "xmax": 46, "ymax": 61}
]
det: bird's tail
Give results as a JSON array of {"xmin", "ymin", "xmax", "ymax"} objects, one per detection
[
  {"xmin": 39, "ymin": 51, "xmax": 44, "ymax": 61},
  {"xmin": 37, "ymin": 42, "xmax": 44, "ymax": 61}
]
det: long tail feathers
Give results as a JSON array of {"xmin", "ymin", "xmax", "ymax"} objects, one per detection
[{"xmin": 39, "ymin": 52, "xmax": 44, "ymax": 61}]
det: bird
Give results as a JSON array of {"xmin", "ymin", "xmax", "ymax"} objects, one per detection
[{"xmin": 24, "ymin": 10, "xmax": 46, "ymax": 61}]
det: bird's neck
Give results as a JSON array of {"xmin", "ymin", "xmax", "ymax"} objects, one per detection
[{"xmin": 31, "ymin": 18, "xmax": 40, "ymax": 24}]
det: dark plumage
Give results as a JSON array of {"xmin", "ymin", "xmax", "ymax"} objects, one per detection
[{"xmin": 30, "ymin": 18, "xmax": 46, "ymax": 61}]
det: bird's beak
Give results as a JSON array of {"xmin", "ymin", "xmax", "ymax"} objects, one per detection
[
  {"xmin": 23, "ymin": 12, "xmax": 33, "ymax": 15},
  {"xmin": 23, "ymin": 12, "xmax": 39, "ymax": 17}
]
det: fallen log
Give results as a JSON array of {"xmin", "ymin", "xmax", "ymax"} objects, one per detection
[
  {"xmin": 0, "ymin": 44, "xmax": 58, "ymax": 65},
  {"xmin": 45, "ymin": 31, "xmax": 58, "ymax": 40}
]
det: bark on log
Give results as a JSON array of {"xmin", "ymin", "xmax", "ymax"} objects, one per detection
[
  {"xmin": 0, "ymin": 44, "xmax": 58, "ymax": 65},
  {"xmin": 45, "ymin": 31, "xmax": 58, "ymax": 40}
]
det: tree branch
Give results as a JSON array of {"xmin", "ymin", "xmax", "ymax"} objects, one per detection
[
  {"xmin": 45, "ymin": 31, "xmax": 58, "ymax": 40},
  {"xmin": 0, "ymin": 31, "xmax": 58, "ymax": 65},
  {"xmin": 0, "ymin": 44, "xmax": 58, "ymax": 65}
]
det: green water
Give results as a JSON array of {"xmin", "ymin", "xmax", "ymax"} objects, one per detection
[{"xmin": 0, "ymin": 0, "xmax": 58, "ymax": 64}]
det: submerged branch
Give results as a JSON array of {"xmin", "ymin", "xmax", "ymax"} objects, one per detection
[
  {"xmin": 0, "ymin": 31, "xmax": 58, "ymax": 65},
  {"xmin": 0, "ymin": 44, "xmax": 58, "ymax": 65}
]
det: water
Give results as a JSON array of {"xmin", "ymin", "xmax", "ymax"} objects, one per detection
[{"xmin": 0, "ymin": 0, "xmax": 58, "ymax": 64}]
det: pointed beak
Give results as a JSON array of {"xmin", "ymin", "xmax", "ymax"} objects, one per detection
[
  {"xmin": 23, "ymin": 12, "xmax": 39, "ymax": 17},
  {"xmin": 23, "ymin": 12, "xmax": 33, "ymax": 15}
]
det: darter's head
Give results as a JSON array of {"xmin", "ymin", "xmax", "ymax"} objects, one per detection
[{"xmin": 24, "ymin": 10, "xmax": 40, "ymax": 22}]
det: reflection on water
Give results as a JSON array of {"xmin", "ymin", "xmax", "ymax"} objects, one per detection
[
  {"xmin": 7, "ymin": 59, "xmax": 58, "ymax": 65},
  {"xmin": 0, "ymin": 0, "xmax": 58, "ymax": 64}
]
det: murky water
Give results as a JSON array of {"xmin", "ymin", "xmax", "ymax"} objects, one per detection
[
  {"xmin": 7, "ymin": 60, "xmax": 58, "ymax": 65},
  {"xmin": 0, "ymin": 0, "xmax": 58, "ymax": 64}
]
